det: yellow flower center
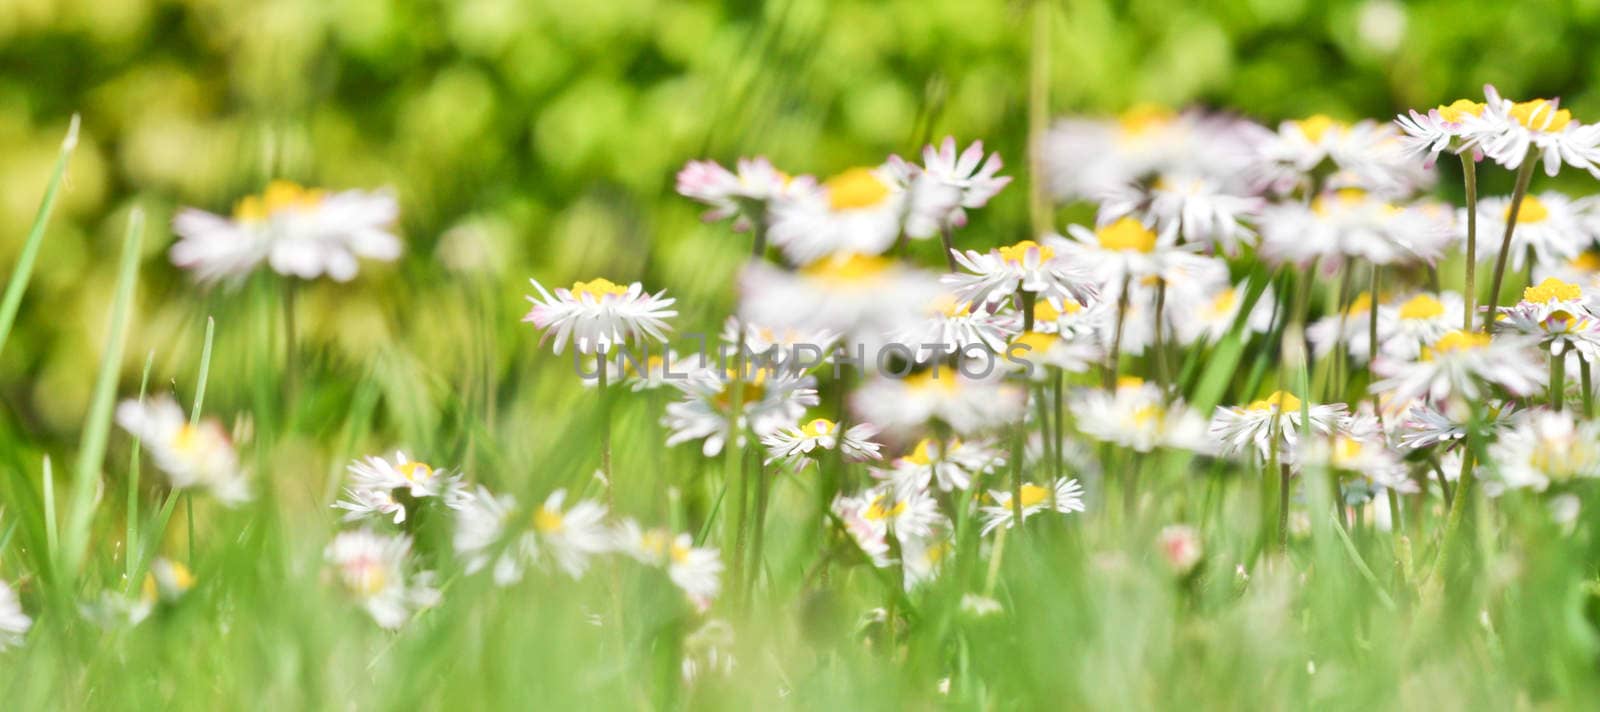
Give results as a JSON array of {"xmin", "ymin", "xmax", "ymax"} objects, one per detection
[
  {"xmin": 1524, "ymin": 277, "xmax": 1582, "ymax": 304},
  {"xmin": 714, "ymin": 372, "xmax": 767, "ymax": 410},
  {"xmin": 1017, "ymin": 483, "xmax": 1050, "ymax": 508},
  {"xmin": 1436, "ymin": 99, "xmax": 1486, "ymax": 123},
  {"xmin": 864, "ymin": 495, "xmax": 907, "ymax": 521},
  {"xmin": 904, "ymin": 438, "xmax": 941, "ymax": 466},
  {"xmin": 1334, "ymin": 436, "xmax": 1363, "ymax": 464},
  {"xmin": 931, "ymin": 294, "xmax": 972, "ymax": 318},
  {"xmin": 233, "ymin": 180, "xmax": 327, "ymax": 222},
  {"xmin": 1292, "ymin": 114, "xmax": 1345, "ymax": 143},
  {"xmin": 1509, "ymin": 98, "xmax": 1572, "ymax": 132},
  {"xmin": 1506, "ymin": 194, "xmax": 1550, "ymax": 223},
  {"xmin": 668, "ymin": 540, "xmax": 691, "ymax": 564},
  {"xmin": 1117, "ymin": 376, "xmax": 1146, "ymax": 390},
  {"xmin": 172, "ymin": 424, "xmax": 201, "ymax": 453},
  {"xmin": 1345, "ymin": 291, "xmax": 1374, "ymax": 317},
  {"xmin": 904, "ymin": 370, "xmax": 959, "ymax": 393},
  {"xmin": 352, "ymin": 562, "xmax": 387, "ymax": 597},
  {"xmin": 997, "ymin": 240, "xmax": 1055, "ymax": 265},
  {"xmin": 824, "ymin": 167, "xmax": 892, "ymax": 211},
  {"xmin": 570, "ymin": 278, "xmax": 629, "ymax": 301},
  {"xmin": 1011, "ymin": 330, "xmax": 1058, "ymax": 355},
  {"xmin": 1424, "ymin": 330, "xmax": 1491, "ymax": 359},
  {"xmin": 1131, "ymin": 404, "xmax": 1164, "ymax": 426},
  {"xmin": 1207, "ymin": 288, "xmax": 1238, "ymax": 319},
  {"xmin": 1095, "ymin": 218, "xmax": 1157, "ymax": 253},
  {"xmin": 800, "ymin": 253, "xmax": 891, "ymax": 285},
  {"xmin": 1117, "ymin": 103, "xmax": 1175, "ymax": 135},
  {"xmin": 1397, "ymin": 294, "xmax": 1445, "ymax": 321},
  {"xmin": 801, "ymin": 418, "xmax": 836, "ymax": 438},
  {"xmin": 396, "ymin": 461, "xmax": 433, "ymax": 483},
  {"xmin": 533, "ymin": 506, "xmax": 564, "ymax": 534},
  {"xmin": 1571, "ymin": 252, "xmax": 1600, "ymax": 272},
  {"xmin": 1312, "ymin": 187, "xmax": 1373, "ymax": 216},
  {"xmin": 1245, "ymin": 391, "xmax": 1302, "ymax": 412}
]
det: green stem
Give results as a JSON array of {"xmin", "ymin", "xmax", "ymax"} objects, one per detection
[
  {"xmin": 1551, "ymin": 348, "xmax": 1566, "ymax": 412},
  {"xmin": 1484, "ymin": 156, "xmax": 1537, "ymax": 332},
  {"xmin": 1104, "ymin": 277, "xmax": 1132, "ymax": 389},
  {"xmin": 1460, "ymin": 154, "xmax": 1478, "ymax": 331},
  {"xmin": 1153, "ymin": 278, "xmax": 1170, "ymax": 395},
  {"xmin": 0, "ymin": 115, "xmax": 78, "ymax": 358},
  {"xmin": 1582, "ymin": 356, "xmax": 1595, "ymax": 418}
]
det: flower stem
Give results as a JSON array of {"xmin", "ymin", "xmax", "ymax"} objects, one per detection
[
  {"xmin": 939, "ymin": 225, "xmax": 959, "ymax": 272},
  {"xmin": 1550, "ymin": 349, "xmax": 1566, "ymax": 412},
  {"xmin": 1483, "ymin": 156, "xmax": 1537, "ymax": 332},
  {"xmin": 1435, "ymin": 436, "xmax": 1479, "ymax": 584},
  {"xmin": 1026, "ymin": 0, "xmax": 1052, "ymax": 237},
  {"xmin": 1104, "ymin": 277, "xmax": 1132, "ymax": 389},
  {"xmin": 1460, "ymin": 154, "xmax": 1478, "ymax": 331},
  {"xmin": 1582, "ymin": 356, "xmax": 1595, "ymax": 418},
  {"xmin": 1278, "ymin": 462, "xmax": 1291, "ymax": 550},
  {"xmin": 1153, "ymin": 278, "xmax": 1170, "ymax": 395},
  {"xmin": 1367, "ymin": 264, "xmax": 1382, "ymax": 420}
]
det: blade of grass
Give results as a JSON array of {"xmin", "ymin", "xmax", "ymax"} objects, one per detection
[
  {"xmin": 61, "ymin": 207, "xmax": 144, "ymax": 583},
  {"xmin": 0, "ymin": 115, "xmax": 79, "ymax": 357},
  {"xmin": 124, "ymin": 350, "xmax": 155, "ymax": 584}
]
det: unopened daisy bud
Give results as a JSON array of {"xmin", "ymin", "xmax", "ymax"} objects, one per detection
[{"xmin": 1157, "ymin": 525, "xmax": 1203, "ymax": 574}]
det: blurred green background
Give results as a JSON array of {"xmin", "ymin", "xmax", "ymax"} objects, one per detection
[{"xmin": 5, "ymin": 0, "xmax": 1600, "ymax": 439}]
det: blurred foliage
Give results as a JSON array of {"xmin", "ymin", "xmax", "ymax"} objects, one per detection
[{"xmin": 4, "ymin": 0, "xmax": 1600, "ymax": 435}]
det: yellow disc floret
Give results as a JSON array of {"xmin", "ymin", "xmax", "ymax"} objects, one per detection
[
  {"xmin": 824, "ymin": 167, "xmax": 892, "ymax": 210},
  {"xmin": 801, "ymin": 253, "xmax": 891, "ymax": 285},
  {"xmin": 1095, "ymin": 217, "xmax": 1158, "ymax": 253},
  {"xmin": 1436, "ymin": 99, "xmax": 1487, "ymax": 123},
  {"xmin": 1425, "ymin": 330, "xmax": 1491, "ymax": 359},
  {"xmin": 1506, "ymin": 194, "xmax": 1550, "ymax": 223},
  {"xmin": 1292, "ymin": 114, "xmax": 1345, "ymax": 143},
  {"xmin": 1510, "ymin": 98, "xmax": 1572, "ymax": 132},
  {"xmin": 234, "ymin": 180, "xmax": 326, "ymax": 222},
  {"xmin": 1397, "ymin": 294, "xmax": 1446, "ymax": 321},
  {"xmin": 998, "ymin": 240, "xmax": 1055, "ymax": 265},
  {"xmin": 801, "ymin": 418, "xmax": 837, "ymax": 438},
  {"xmin": 1245, "ymin": 391, "xmax": 1302, "ymax": 413},
  {"xmin": 1524, "ymin": 277, "xmax": 1582, "ymax": 304},
  {"xmin": 570, "ymin": 278, "xmax": 629, "ymax": 301}
]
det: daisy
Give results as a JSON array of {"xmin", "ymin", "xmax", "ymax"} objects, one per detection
[
  {"xmin": 453, "ymin": 486, "xmax": 612, "ymax": 582},
  {"xmin": 890, "ymin": 137, "xmax": 1012, "ymax": 239},
  {"xmin": 676, "ymin": 156, "xmax": 805, "ymax": 232},
  {"xmin": 523, "ymin": 278, "xmax": 676, "ymax": 356},
  {"xmin": 115, "ymin": 397, "xmax": 249, "ymax": 505},
  {"xmin": 1250, "ymin": 115, "xmax": 1427, "ymax": 197},
  {"xmin": 1070, "ymin": 377, "xmax": 1212, "ymax": 453},
  {"xmin": 979, "ymin": 478, "xmax": 1086, "ymax": 535},
  {"xmin": 1157, "ymin": 525, "xmax": 1203, "ymax": 574},
  {"xmin": 324, "ymin": 529, "xmax": 440, "ymax": 629},
  {"xmin": 682, "ymin": 619, "xmax": 737, "ymax": 683},
  {"xmin": 1171, "ymin": 278, "xmax": 1276, "ymax": 346},
  {"xmin": 899, "ymin": 530, "xmax": 952, "ymax": 590},
  {"xmin": 768, "ymin": 165, "xmax": 907, "ymax": 265},
  {"xmin": 1370, "ymin": 330, "xmax": 1544, "ymax": 408},
  {"xmin": 890, "ymin": 293, "xmax": 1014, "ymax": 363},
  {"xmin": 1499, "ymin": 278, "xmax": 1600, "ymax": 357},
  {"xmin": 1051, "ymin": 217, "xmax": 1218, "ymax": 289},
  {"xmin": 1026, "ymin": 295, "xmax": 1112, "ymax": 341},
  {"xmin": 1476, "ymin": 85, "xmax": 1600, "ymax": 177},
  {"xmin": 1043, "ymin": 107, "xmax": 1268, "ymax": 201},
  {"xmin": 0, "ymin": 579, "xmax": 29, "ymax": 650},
  {"xmin": 663, "ymin": 365, "xmax": 819, "ymax": 457},
  {"xmin": 1308, "ymin": 291, "xmax": 1385, "ymax": 365},
  {"xmin": 718, "ymin": 317, "xmax": 840, "ymax": 371},
  {"xmin": 835, "ymin": 484, "xmax": 946, "ymax": 547},
  {"xmin": 874, "ymin": 437, "xmax": 1006, "ymax": 493},
  {"xmin": 1376, "ymin": 292, "xmax": 1464, "ymax": 361},
  {"xmin": 1395, "ymin": 400, "xmax": 1517, "ymax": 451},
  {"xmin": 851, "ymin": 369, "xmax": 1026, "ymax": 439},
  {"xmin": 739, "ymin": 253, "xmax": 941, "ymax": 355},
  {"xmin": 613, "ymin": 520, "xmax": 723, "ymax": 611},
  {"xmin": 1488, "ymin": 410, "xmax": 1600, "ymax": 492},
  {"xmin": 1292, "ymin": 413, "xmax": 1409, "ymax": 491},
  {"xmin": 1210, "ymin": 391, "xmax": 1347, "ymax": 459},
  {"xmin": 945, "ymin": 238, "xmax": 1099, "ymax": 311},
  {"xmin": 1533, "ymin": 250, "xmax": 1600, "ymax": 295},
  {"xmin": 1394, "ymin": 98, "xmax": 1493, "ymax": 167},
  {"xmin": 334, "ymin": 451, "xmax": 469, "ymax": 524},
  {"xmin": 1096, "ymin": 172, "xmax": 1263, "ymax": 256},
  {"xmin": 1005, "ymin": 330, "xmax": 1102, "ymax": 379},
  {"xmin": 761, "ymin": 418, "xmax": 882, "ymax": 467},
  {"xmin": 1259, "ymin": 188, "xmax": 1454, "ymax": 268},
  {"xmin": 171, "ymin": 180, "xmax": 401, "ymax": 285},
  {"xmin": 1468, "ymin": 192, "xmax": 1592, "ymax": 273}
]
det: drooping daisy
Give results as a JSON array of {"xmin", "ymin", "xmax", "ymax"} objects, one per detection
[
  {"xmin": 115, "ymin": 397, "xmax": 249, "ymax": 505},
  {"xmin": 945, "ymin": 238, "xmax": 1099, "ymax": 311},
  {"xmin": 890, "ymin": 137, "xmax": 1012, "ymax": 239},
  {"xmin": 1097, "ymin": 172, "xmax": 1263, "ymax": 256},
  {"xmin": 1210, "ymin": 391, "xmax": 1347, "ymax": 459},
  {"xmin": 334, "ymin": 451, "xmax": 469, "ymax": 524},
  {"xmin": 612, "ymin": 520, "xmax": 723, "ymax": 611},
  {"xmin": 979, "ymin": 478, "xmax": 1086, "ymax": 535},
  {"xmin": 1488, "ymin": 410, "xmax": 1600, "ymax": 492},
  {"xmin": 663, "ymin": 365, "xmax": 819, "ymax": 457},
  {"xmin": 676, "ymin": 156, "xmax": 806, "ymax": 232},
  {"xmin": 681, "ymin": 619, "xmax": 737, "ymax": 683},
  {"xmin": 523, "ymin": 278, "xmax": 676, "ymax": 356},
  {"xmin": 1468, "ymin": 192, "xmax": 1592, "ymax": 273},
  {"xmin": 761, "ymin": 418, "xmax": 882, "ymax": 467},
  {"xmin": 1498, "ymin": 277, "xmax": 1600, "ymax": 358},
  {"xmin": 851, "ymin": 369, "xmax": 1026, "ymax": 439},
  {"xmin": 1476, "ymin": 85, "xmax": 1600, "ymax": 177},
  {"xmin": 171, "ymin": 180, "xmax": 401, "ymax": 285},
  {"xmin": 874, "ymin": 437, "xmax": 1006, "ymax": 493},
  {"xmin": 1370, "ymin": 330, "xmax": 1544, "ymax": 409},
  {"xmin": 1394, "ymin": 98, "xmax": 1493, "ymax": 167},
  {"xmin": 324, "ymin": 529, "xmax": 440, "ymax": 629},
  {"xmin": 768, "ymin": 165, "xmax": 907, "ymax": 265},
  {"xmin": 0, "ymin": 579, "xmax": 29, "ymax": 650},
  {"xmin": 1394, "ymin": 400, "xmax": 1517, "ymax": 451},
  {"xmin": 1070, "ymin": 377, "xmax": 1212, "ymax": 454}
]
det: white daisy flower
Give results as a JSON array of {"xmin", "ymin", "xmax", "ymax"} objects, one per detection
[
  {"xmin": 523, "ymin": 278, "xmax": 676, "ymax": 356},
  {"xmin": 450, "ymin": 486, "xmax": 613, "ymax": 583},
  {"xmin": 739, "ymin": 253, "xmax": 942, "ymax": 355},
  {"xmin": 663, "ymin": 365, "xmax": 819, "ymax": 457},
  {"xmin": 833, "ymin": 484, "xmax": 947, "ymax": 561},
  {"xmin": 1307, "ymin": 291, "xmax": 1385, "ymax": 365},
  {"xmin": 115, "ymin": 397, "xmax": 249, "ymax": 505},
  {"xmin": 1051, "ymin": 217, "xmax": 1218, "ymax": 289},
  {"xmin": 1043, "ymin": 106, "xmax": 1268, "ymax": 201},
  {"xmin": 1005, "ymin": 330, "xmax": 1103, "ymax": 378},
  {"xmin": 1394, "ymin": 99, "xmax": 1493, "ymax": 167},
  {"xmin": 171, "ymin": 180, "xmax": 401, "ymax": 285},
  {"xmin": 1097, "ymin": 172, "xmax": 1263, "ymax": 257},
  {"xmin": 1477, "ymin": 85, "xmax": 1600, "ymax": 177},
  {"xmin": 682, "ymin": 619, "xmax": 737, "ymax": 683},
  {"xmin": 1259, "ymin": 188, "xmax": 1454, "ymax": 268},
  {"xmin": 945, "ymin": 238, "xmax": 1099, "ymax": 311},
  {"xmin": 890, "ymin": 293, "xmax": 1014, "ymax": 363},
  {"xmin": 718, "ymin": 317, "xmax": 840, "ymax": 371},
  {"xmin": 1070, "ymin": 377, "xmax": 1212, "ymax": 454},
  {"xmin": 1210, "ymin": 391, "xmax": 1347, "ymax": 459},
  {"xmin": 1172, "ymin": 279, "xmax": 1276, "ymax": 346},
  {"xmin": 612, "ymin": 520, "xmax": 723, "ymax": 611},
  {"xmin": 334, "ymin": 451, "xmax": 469, "ymax": 524},
  {"xmin": 874, "ymin": 437, "xmax": 1006, "ymax": 493},
  {"xmin": 1499, "ymin": 277, "xmax": 1600, "ymax": 357},
  {"xmin": 890, "ymin": 137, "xmax": 1012, "ymax": 239},
  {"xmin": 768, "ymin": 166, "xmax": 907, "ymax": 265},
  {"xmin": 1469, "ymin": 192, "xmax": 1593, "ymax": 274},
  {"xmin": 1026, "ymin": 295, "xmax": 1112, "ymax": 341},
  {"xmin": 1488, "ymin": 410, "xmax": 1600, "ymax": 492},
  {"xmin": 1293, "ymin": 414, "xmax": 1409, "ymax": 492},
  {"xmin": 1370, "ymin": 330, "xmax": 1544, "ymax": 409},
  {"xmin": 979, "ymin": 478, "xmax": 1086, "ymax": 535},
  {"xmin": 851, "ymin": 369, "xmax": 1026, "ymax": 440},
  {"xmin": 1395, "ymin": 400, "xmax": 1517, "ymax": 451},
  {"xmin": 324, "ymin": 529, "xmax": 440, "ymax": 629},
  {"xmin": 1533, "ymin": 250, "xmax": 1600, "ymax": 295},
  {"xmin": 451, "ymin": 485, "xmax": 528, "ymax": 586},
  {"xmin": 0, "ymin": 579, "xmax": 29, "ymax": 651},
  {"xmin": 1376, "ymin": 292, "xmax": 1464, "ymax": 361},
  {"xmin": 761, "ymin": 418, "xmax": 882, "ymax": 467},
  {"xmin": 1250, "ymin": 115, "xmax": 1428, "ymax": 197},
  {"xmin": 528, "ymin": 489, "xmax": 612, "ymax": 578},
  {"xmin": 676, "ymin": 156, "xmax": 806, "ymax": 232}
]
